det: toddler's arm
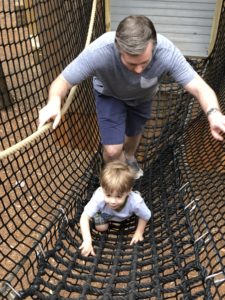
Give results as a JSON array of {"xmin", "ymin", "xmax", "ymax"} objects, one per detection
[
  {"xmin": 130, "ymin": 218, "xmax": 148, "ymax": 245},
  {"xmin": 79, "ymin": 212, "xmax": 95, "ymax": 256}
]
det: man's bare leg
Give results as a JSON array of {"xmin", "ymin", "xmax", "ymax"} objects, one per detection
[
  {"xmin": 103, "ymin": 144, "xmax": 126, "ymax": 162},
  {"xmin": 124, "ymin": 133, "xmax": 142, "ymax": 160},
  {"xmin": 102, "ymin": 136, "xmax": 143, "ymax": 178},
  {"xmin": 123, "ymin": 133, "xmax": 143, "ymax": 178},
  {"xmin": 103, "ymin": 134, "xmax": 142, "ymax": 162}
]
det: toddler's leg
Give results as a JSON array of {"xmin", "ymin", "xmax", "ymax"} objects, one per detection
[
  {"xmin": 95, "ymin": 223, "xmax": 109, "ymax": 232},
  {"xmin": 93, "ymin": 212, "xmax": 109, "ymax": 232}
]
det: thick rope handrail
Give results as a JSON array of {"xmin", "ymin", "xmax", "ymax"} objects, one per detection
[{"xmin": 0, "ymin": 0, "xmax": 97, "ymax": 161}]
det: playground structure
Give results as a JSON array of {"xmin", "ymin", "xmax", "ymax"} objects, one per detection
[{"xmin": 0, "ymin": 0, "xmax": 225, "ymax": 299}]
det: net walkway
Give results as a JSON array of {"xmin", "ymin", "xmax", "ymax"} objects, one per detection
[{"xmin": 0, "ymin": 0, "xmax": 225, "ymax": 299}]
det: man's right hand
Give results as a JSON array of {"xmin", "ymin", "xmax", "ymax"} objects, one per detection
[{"xmin": 38, "ymin": 96, "xmax": 61, "ymax": 130}]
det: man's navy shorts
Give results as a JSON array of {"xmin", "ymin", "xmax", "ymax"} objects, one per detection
[{"xmin": 94, "ymin": 90, "xmax": 152, "ymax": 145}]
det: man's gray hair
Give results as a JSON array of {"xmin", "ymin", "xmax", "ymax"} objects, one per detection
[{"xmin": 115, "ymin": 15, "xmax": 157, "ymax": 55}]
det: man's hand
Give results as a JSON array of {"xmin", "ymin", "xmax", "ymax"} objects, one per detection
[
  {"xmin": 38, "ymin": 96, "xmax": 61, "ymax": 130},
  {"xmin": 38, "ymin": 75, "xmax": 72, "ymax": 130},
  {"xmin": 184, "ymin": 75, "xmax": 225, "ymax": 141},
  {"xmin": 79, "ymin": 240, "xmax": 96, "ymax": 257},
  {"xmin": 208, "ymin": 111, "xmax": 225, "ymax": 141}
]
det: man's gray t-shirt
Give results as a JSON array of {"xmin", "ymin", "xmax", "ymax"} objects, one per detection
[
  {"xmin": 62, "ymin": 32, "xmax": 197, "ymax": 106},
  {"xmin": 84, "ymin": 187, "xmax": 151, "ymax": 222}
]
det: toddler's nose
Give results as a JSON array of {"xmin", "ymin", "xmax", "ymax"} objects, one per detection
[{"xmin": 110, "ymin": 197, "xmax": 117, "ymax": 204}]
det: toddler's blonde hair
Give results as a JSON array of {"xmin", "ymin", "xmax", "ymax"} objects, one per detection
[{"xmin": 100, "ymin": 160, "xmax": 136, "ymax": 195}]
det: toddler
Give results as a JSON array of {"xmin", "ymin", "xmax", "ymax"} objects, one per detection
[{"xmin": 79, "ymin": 160, "xmax": 151, "ymax": 256}]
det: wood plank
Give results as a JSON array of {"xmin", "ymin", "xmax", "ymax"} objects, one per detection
[
  {"xmin": 112, "ymin": 0, "xmax": 216, "ymax": 4},
  {"xmin": 111, "ymin": 22, "xmax": 212, "ymax": 37},
  {"xmin": 111, "ymin": 16, "xmax": 213, "ymax": 27},
  {"xmin": 152, "ymin": 24, "xmax": 212, "ymax": 35},
  {"xmin": 110, "ymin": 7, "xmax": 215, "ymax": 19},
  {"xmin": 175, "ymin": 42, "xmax": 208, "ymax": 51},
  {"xmin": 111, "ymin": 0, "xmax": 215, "ymax": 11},
  {"xmin": 166, "ymin": 34, "xmax": 210, "ymax": 44}
]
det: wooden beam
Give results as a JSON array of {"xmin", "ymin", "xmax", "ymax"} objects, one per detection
[
  {"xmin": 208, "ymin": 0, "xmax": 223, "ymax": 55},
  {"xmin": 105, "ymin": 0, "xmax": 111, "ymax": 31},
  {"xmin": 0, "ymin": 63, "xmax": 13, "ymax": 108}
]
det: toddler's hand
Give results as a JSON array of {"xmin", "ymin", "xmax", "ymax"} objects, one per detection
[
  {"xmin": 130, "ymin": 232, "xmax": 144, "ymax": 245},
  {"xmin": 79, "ymin": 240, "xmax": 96, "ymax": 257}
]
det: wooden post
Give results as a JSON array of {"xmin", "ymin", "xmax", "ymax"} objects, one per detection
[
  {"xmin": 208, "ymin": 0, "xmax": 223, "ymax": 55},
  {"xmin": 0, "ymin": 63, "xmax": 13, "ymax": 108},
  {"xmin": 105, "ymin": 0, "xmax": 111, "ymax": 31},
  {"xmin": 15, "ymin": 0, "xmax": 27, "ymax": 27},
  {"xmin": 24, "ymin": 0, "xmax": 42, "ymax": 65}
]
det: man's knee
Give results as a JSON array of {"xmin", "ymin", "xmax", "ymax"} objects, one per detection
[{"xmin": 103, "ymin": 145, "xmax": 124, "ymax": 161}]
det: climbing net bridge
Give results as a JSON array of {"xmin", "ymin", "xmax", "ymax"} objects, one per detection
[{"xmin": 0, "ymin": 0, "xmax": 225, "ymax": 299}]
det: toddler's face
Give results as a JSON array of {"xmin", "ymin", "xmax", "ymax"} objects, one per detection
[{"xmin": 103, "ymin": 189, "xmax": 130, "ymax": 210}]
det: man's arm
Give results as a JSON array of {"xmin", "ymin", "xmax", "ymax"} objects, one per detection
[
  {"xmin": 38, "ymin": 75, "xmax": 72, "ymax": 130},
  {"xmin": 79, "ymin": 211, "xmax": 95, "ymax": 256},
  {"xmin": 184, "ymin": 74, "xmax": 225, "ymax": 141}
]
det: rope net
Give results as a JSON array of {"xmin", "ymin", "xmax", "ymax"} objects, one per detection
[{"xmin": 0, "ymin": 0, "xmax": 224, "ymax": 299}]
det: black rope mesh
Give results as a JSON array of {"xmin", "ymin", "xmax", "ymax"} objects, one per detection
[{"xmin": 0, "ymin": 0, "xmax": 225, "ymax": 299}]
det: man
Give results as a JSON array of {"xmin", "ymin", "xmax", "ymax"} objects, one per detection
[{"xmin": 38, "ymin": 15, "xmax": 225, "ymax": 178}]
